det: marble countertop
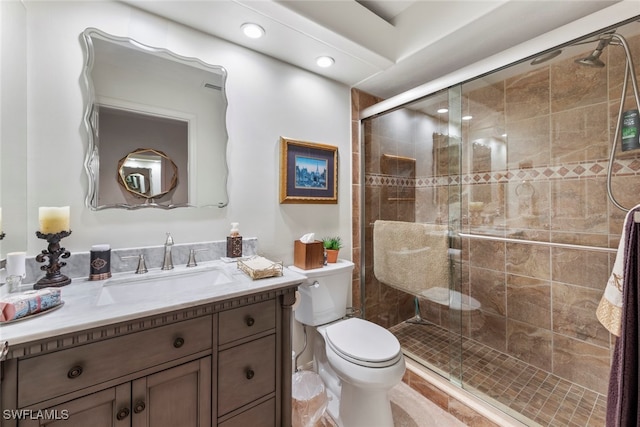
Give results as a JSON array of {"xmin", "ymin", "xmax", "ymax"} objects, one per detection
[{"xmin": 0, "ymin": 260, "xmax": 306, "ymax": 348}]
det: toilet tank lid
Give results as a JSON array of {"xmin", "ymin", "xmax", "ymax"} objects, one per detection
[
  {"xmin": 288, "ymin": 259, "xmax": 354, "ymax": 278},
  {"xmin": 325, "ymin": 318, "xmax": 400, "ymax": 364}
]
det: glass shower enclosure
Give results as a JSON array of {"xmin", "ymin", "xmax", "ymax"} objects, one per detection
[{"xmin": 360, "ymin": 16, "xmax": 640, "ymax": 426}]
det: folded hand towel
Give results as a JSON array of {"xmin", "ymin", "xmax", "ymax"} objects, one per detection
[
  {"xmin": 605, "ymin": 204, "xmax": 640, "ymax": 426},
  {"xmin": 0, "ymin": 288, "xmax": 62, "ymax": 322},
  {"xmin": 373, "ymin": 220, "xmax": 449, "ymax": 294},
  {"xmin": 597, "ymin": 204, "xmax": 640, "ymax": 336}
]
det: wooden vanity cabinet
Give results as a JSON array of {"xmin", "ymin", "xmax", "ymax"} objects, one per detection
[
  {"xmin": 17, "ymin": 358, "xmax": 211, "ymax": 427},
  {"xmin": 5, "ymin": 315, "xmax": 213, "ymax": 427},
  {"xmin": 0, "ymin": 287, "xmax": 297, "ymax": 427}
]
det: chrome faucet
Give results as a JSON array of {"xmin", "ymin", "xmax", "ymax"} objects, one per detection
[{"xmin": 162, "ymin": 232, "xmax": 174, "ymax": 270}]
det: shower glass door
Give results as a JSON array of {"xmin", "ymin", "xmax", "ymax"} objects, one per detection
[
  {"xmin": 362, "ymin": 16, "xmax": 640, "ymax": 427},
  {"xmin": 455, "ymin": 19, "xmax": 640, "ymax": 424},
  {"xmin": 361, "ymin": 87, "xmax": 463, "ymax": 384}
]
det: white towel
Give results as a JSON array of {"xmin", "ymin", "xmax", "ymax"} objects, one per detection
[
  {"xmin": 373, "ymin": 220, "xmax": 449, "ymax": 294},
  {"xmin": 596, "ymin": 204, "xmax": 640, "ymax": 336}
]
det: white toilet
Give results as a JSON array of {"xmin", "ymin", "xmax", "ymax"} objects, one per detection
[{"xmin": 290, "ymin": 260, "xmax": 405, "ymax": 427}]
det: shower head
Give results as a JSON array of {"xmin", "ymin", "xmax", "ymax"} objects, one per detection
[{"xmin": 575, "ymin": 36, "xmax": 612, "ymax": 68}]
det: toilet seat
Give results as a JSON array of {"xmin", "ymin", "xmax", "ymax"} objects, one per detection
[{"xmin": 325, "ymin": 318, "xmax": 402, "ymax": 368}]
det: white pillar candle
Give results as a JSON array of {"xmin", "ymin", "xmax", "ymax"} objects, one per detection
[{"xmin": 39, "ymin": 206, "xmax": 70, "ymax": 234}]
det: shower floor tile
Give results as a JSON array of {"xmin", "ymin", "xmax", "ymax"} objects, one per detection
[{"xmin": 390, "ymin": 321, "xmax": 606, "ymax": 427}]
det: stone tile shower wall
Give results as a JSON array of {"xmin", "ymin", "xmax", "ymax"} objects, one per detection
[{"xmin": 360, "ymin": 33, "xmax": 640, "ymax": 395}]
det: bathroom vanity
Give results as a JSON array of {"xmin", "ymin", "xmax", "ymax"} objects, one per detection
[{"xmin": 0, "ymin": 261, "xmax": 303, "ymax": 427}]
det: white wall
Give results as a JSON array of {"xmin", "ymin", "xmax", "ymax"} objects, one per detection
[
  {"xmin": 25, "ymin": 1, "xmax": 352, "ymax": 264},
  {"xmin": 1, "ymin": 0, "xmax": 28, "ymax": 256}
]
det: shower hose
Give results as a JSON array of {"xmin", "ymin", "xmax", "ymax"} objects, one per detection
[{"xmin": 607, "ymin": 34, "xmax": 640, "ymax": 213}]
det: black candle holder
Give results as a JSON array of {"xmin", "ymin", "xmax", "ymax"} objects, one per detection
[
  {"xmin": 0, "ymin": 232, "xmax": 5, "ymax": 240},
  {"xmin": 34, "ymin": 230, "xmax": 72, "ymax": 289}
]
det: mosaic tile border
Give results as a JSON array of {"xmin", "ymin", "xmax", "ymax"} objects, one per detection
[{"xmin": 366, "ymin": 158, "xmax": 640, "ymax": 188}]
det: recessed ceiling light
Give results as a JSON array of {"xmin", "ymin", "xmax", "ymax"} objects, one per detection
[
  {"xmin": 462, "ymin": 115, "xmax": 473, "ymax": 121},
  {"xmin": 241, "ymin": 23, "xmax": 265, "ymax": 39},
  {"xmin": 437, "ymin": 108, "xmax": 448, "ymax": 114},
  {"xmin": 316, "ymin": 56, "xmax": 335, "ymax": 68}
]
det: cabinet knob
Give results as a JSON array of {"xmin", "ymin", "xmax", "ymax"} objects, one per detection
[
  {"xmin": 67, "ymin": 365, "xmax": 83, "ymax": 379},
  {"xmin": 173, "ymin": 337, "xmax": 185, "ymax": 348},
  {"xmin": 116, "ymin": 407, "xmax": 130, "ymax": 420},
  {"xmin": 245, "ymin": 368, "xmax": 255, "ymax": 380},
  {"xmin": 133, "ymin": 401, "xmax": 146, "ymax": 414},
  {"xmin": 245, "ymin": 316, "xmax": 255, "ymax": 327}
]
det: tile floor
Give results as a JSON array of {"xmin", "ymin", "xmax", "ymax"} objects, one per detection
[
  {"xmin": 315, "ymin": 381, "xmax": 466, "ymax": 427},
  {"xmin": 390, "ymin": 321, "xmax": 607, "ymax": 427}
]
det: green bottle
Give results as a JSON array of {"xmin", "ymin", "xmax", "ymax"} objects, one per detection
[{"xmin": 622, "ymin": 109, "xmax": 640, "ymax": 152}]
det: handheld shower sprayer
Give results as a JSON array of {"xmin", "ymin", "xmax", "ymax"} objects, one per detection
[{"xmin": 597, "ymin": 32, "xmax": 640, "ymax": 212}]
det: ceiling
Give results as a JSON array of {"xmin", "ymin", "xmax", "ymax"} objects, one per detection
[{"xmin": 122, "ymin": 0, "xmax": 623, "ymax": 99}]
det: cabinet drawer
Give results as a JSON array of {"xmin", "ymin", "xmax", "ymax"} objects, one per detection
[
  {"xmin": 218, "ymin": 300, "xmax": 275, "ymax": 344},
  {"xmin": 18, "ymin": 315, "xmax": 212, "ymax": 407},
  {"xmin": 218, "ymin": 335, "xmax": 276, "ymax": 415},
  {"xmin": 218, "ymin": 398, "xmax": 275, "ymax": 427}
]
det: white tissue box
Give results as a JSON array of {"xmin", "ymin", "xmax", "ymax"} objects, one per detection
[{"xmin": 294, "ymin": 240, "xmax": 324, "ymax": 270}]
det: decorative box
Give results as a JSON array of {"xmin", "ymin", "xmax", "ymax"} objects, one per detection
[{"xmin": 293, "ymin": 240, "xmax": 324, "ymax": 270}]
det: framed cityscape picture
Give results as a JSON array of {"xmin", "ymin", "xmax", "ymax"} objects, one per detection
[{"xmin": 279, "ymin": 137, "xmax": 338, "ymax": 204}]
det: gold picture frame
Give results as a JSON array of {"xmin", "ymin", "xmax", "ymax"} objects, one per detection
[{"xmin": 279, "ymin": 137, "xmax": 338, "ymax": 204}]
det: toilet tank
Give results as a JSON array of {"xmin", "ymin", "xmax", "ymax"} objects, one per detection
[{"xmin": 290, "ymin": 259, "xmax": 355, "ymax": 326}]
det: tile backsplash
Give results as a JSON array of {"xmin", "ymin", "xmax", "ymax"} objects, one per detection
[{"xmin": 21, "ymin": 238, "xmax": 258, "ymax": 285}]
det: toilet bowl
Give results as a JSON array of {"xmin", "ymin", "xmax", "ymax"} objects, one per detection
[
  {"xmin": 290, "ymin": 260, "xmax": 406, "ymax": 427},
  {"xmin": 320, "ymin": 318, "xmax": 405, "ymax": 426}
]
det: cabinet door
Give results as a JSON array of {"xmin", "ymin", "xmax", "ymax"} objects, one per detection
[
  {"xmin": 131, "ymin": 357, "xmax": 212, "ymax": 427},
  {"xmin": 19, "ymin": 384, "xmax": 130, "ymax": 427}
]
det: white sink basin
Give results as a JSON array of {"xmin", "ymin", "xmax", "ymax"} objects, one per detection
[{"xmin": 96, "ymin": 265, "xmax": 233, "ymax": 306}]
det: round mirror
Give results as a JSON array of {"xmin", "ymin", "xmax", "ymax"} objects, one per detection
[{"xmin": 117, "ymin": 148, "xmax": 178, "ymax": 199}]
